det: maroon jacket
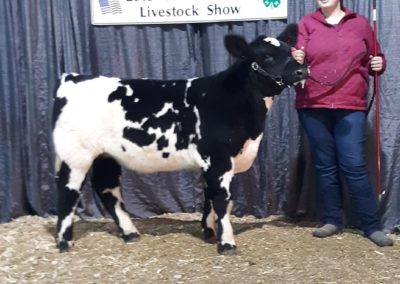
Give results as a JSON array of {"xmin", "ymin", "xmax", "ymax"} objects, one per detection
[{"xmin": 295, "ymin": 8, "xmax": 386, "ymax": 110}]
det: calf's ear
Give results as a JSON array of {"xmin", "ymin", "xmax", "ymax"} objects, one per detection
[
  {"xmin": 277, "ymin": 23, "xmax": 298, "ymax": 47},
  {"xmin": 224, "ymin": 34, "xmax": 250, "ymax": 59}
]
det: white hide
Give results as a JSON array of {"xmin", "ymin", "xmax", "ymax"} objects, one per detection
[
  {"xmin": 206, "ymin": 203, "xmax": 216, "ymax": 233},
  {"xmin": 264, "ymin": 37, "xmax": 280, "ymax": 47},
  {"xmin": 233, "ymin": 97, "xmax": 273, "ymax": 173},
  {"xmin": 233, "ymin": 135, "xmax": 263, "ymax": 173},
  {"xmin": 220, "ymin": 201, "xmax": 235, "ymax": 246},
  {"xmin": 54, "ymin": 75, "xmax": 270, "ymax": 177},
  {"xmin": 58, "ymin": 207, "xmax": 77, "ymax": 243},
  {"xmin": 264, "ymin": 97, "xmax": 273, "ymax": 111},
  {"xmin": 104, "ymin": 187, "xmax": 139, "ymax": 235},
  {"xmin": 219, "ymin": 163, "xmax": 235, "ymax": 200},
  {"xmin": 54, "ymin": 76, "xmax": 205, "ymax": 174}
]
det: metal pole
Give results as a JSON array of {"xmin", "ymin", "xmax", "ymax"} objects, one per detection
[{"xmin": 372, "ymin": 0, "xmax": 383, "ymax": 198}]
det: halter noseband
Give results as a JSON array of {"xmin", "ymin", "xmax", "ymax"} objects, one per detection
[
  {"xmin": 251, "ymin": 62, "xmax": 284, "ymax": 86},
  {"xmin": 250, "ymin": 56, "xmax": 294, "ymax": 87}
]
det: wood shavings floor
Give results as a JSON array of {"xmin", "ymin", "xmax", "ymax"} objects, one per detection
[{"xmin": 1, "ymin": 213, "xmax": 399, "ymax": 283}]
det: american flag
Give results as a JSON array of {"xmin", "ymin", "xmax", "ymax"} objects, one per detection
[{"xmin": 98, "ymin": 0, "xmax": 122, "ymax": 14}]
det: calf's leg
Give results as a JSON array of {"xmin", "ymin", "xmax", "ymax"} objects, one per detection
[
  {"xmin": 56, "ymin": 161, "xmax": 88, "ymax": 252},
  {"xmin": 203, "ymin": 159, "xmax": 236, "ymax": 255},
  {"xmin": 201, "ymin": 187, "xmax": 217, "ymax": 243},
  {"xmin": 92, "ymin": 156, "xmax": 139, "ymax": 242},
  {"xmin": 213, "ymin": 193, "xmax": 235, "ymax": 255}
]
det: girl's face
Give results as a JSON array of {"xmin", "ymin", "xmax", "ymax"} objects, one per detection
[{"xmin": 316, "ymin": 0, "xmax": 341, "ymax": 9}]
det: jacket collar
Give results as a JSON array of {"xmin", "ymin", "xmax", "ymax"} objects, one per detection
[{"xmin": 310, "ymin": 7, "xmax": 357, "ymax": 25}]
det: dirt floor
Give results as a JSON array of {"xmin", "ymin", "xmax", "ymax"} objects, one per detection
[{"xmin": 0, "ymin": 213, "xmax": 399, "ymax": 284}]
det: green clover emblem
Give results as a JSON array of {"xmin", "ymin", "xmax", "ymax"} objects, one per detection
[{"xmin": 263, "ymin": 0, "xmax": 281, "ymax": 8}]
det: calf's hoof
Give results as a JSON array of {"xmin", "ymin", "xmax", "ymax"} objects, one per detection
[
  {"xmin": 57, "ymin": 241, "xmax": 71, "ymax": 253},
  {"xmin": 203, "ymin": 228, "xmax": 217, "ymax": 243},
  {"xmin": 121, "ymin": 232, "xmax": 140, "ymax": 243},
  {"xmin": 217, "ymin": 243, "xmax": 237, "ymax": 256}
]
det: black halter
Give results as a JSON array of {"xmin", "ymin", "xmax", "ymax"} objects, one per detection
[{"xmin": 250, "ymin": 56, "xmax": 293, "ymax": 87}]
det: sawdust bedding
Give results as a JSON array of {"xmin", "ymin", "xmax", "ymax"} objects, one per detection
[{"xmin": 0, "ymin": 213, "xmax": 399, "ymax": 284}]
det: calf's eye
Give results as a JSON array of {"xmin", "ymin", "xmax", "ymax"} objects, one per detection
[{"xmin": 263, "ymin": 56, "xmax": 273, "ymax": 64}]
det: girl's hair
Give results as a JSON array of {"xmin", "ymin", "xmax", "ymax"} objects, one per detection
[{"xmin": 340, "ymin": 0, "xmax": 344, "ymax": 8}]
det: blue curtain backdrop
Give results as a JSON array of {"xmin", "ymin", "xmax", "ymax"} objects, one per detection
[{"xmin": 0, "ymin": 0, "xmax": 399, "ymax": 232}]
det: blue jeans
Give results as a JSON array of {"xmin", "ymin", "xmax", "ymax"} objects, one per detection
[{"xmin": 298, "ymin": 108, "xmax": 381, "ymax": 236}]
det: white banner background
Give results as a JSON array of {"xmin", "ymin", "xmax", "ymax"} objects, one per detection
[{"xmin": 91, "ymin": 0, "xmax": 287, "ymax": 25}]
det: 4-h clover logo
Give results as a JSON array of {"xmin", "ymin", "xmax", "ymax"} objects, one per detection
[{"xmin": 263, "ymin": 0, "xmax": 281, "ymax": 8}]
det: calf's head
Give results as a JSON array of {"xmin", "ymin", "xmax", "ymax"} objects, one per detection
[{"xmin": 224, "ymin": 24, "xmax": 308, "ymax": 96}]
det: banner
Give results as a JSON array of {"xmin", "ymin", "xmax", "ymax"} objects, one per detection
[{"xmin": 91, "ymin": 0, "xmax": 287, "ymax": 25}]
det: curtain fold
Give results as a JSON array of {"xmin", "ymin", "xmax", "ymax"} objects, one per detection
[{"xmin": 1, "ymin": 0, "xmax": 399, "ymax": 232}]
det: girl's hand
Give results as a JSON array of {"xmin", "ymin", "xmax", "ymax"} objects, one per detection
[
  {"xmin": 370, "ymin": 55, "xmax": 384, "ymax": 72},
  {"xmin": 291, "ymin": 46, "xmax": 306, "ymax": 65}
]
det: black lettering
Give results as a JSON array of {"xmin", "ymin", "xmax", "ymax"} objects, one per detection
[
  {"xmin": 207, "ymin": 4, "xmax": 241, "ymax": 15},
  {"xmin": 214, "ymin": 4, "xmax": 222, "ymax": 15},
  {"xmin": 192, "ymin": 5, "xmax": 199, "ymax": 16},
  {"xmin": 176, "ymin": 8, "xmax": 183, "ymax": 17},
  {"xmin": 232, "ymin": 6, "xmax": 241, "ymax": 14},
  {"xmin": 140, "ymin": 5, "xmax": 201, "ymax": 18},
  {"xmin": 185, "ymin": 8, "xmax": 190, "ymax": 16},
  {"xmin": 140, "ymin": 7, "xmax": 146, "ymax": 17},
  {"xmin": 207, "ymin": 4, "xmax": 213, "ymax": 15}
]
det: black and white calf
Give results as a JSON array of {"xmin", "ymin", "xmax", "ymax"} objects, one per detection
[{"xmin": 53, "ymin": 24, "xmax": 308, "ymax": 255}]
